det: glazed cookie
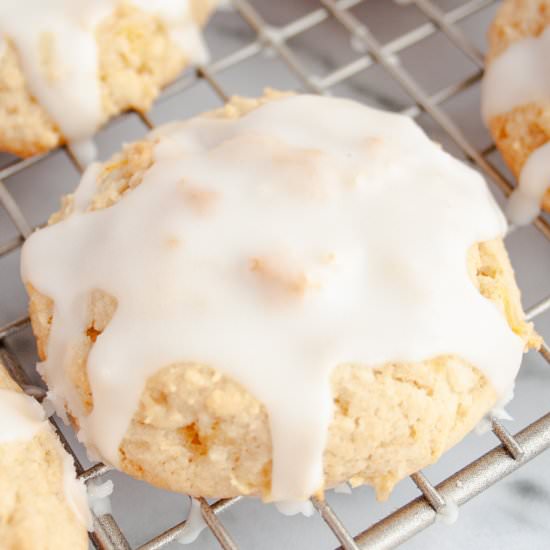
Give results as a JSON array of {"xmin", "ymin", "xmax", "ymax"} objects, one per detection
[
  {"xmin": 0, "ymin": 362, "xmax": 90, "ymax": 549},
  {"xmin": 482, "ymin": 0, "xmax": 550, "ymax": 224},
  {"xmin": 0, "ymin": 0, "xmax": 216, "ymax": 160},
  {"xmin": 22, "ymin": 91, "xmax": 539, "ymax": 507}
]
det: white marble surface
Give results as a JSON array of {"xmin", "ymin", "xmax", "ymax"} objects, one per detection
[{"xmin": 1, "ymin": 1, "xmax": 549, "ymax": 549}]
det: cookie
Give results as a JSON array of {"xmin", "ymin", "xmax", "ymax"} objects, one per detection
[
  {"xmin": 482, "ymin": 0, "xmax": 550, "ymax": 224},
  {"xmin": 0, "ymin": 0, "xmax": 216, "ymax": 160},
  {"xmin": 21, "ymin": 91, "xmax": 539, "ymax": 505},
  {"xmin": 0, "ymin": 362, "xmax": 89, "ymax": 549}
]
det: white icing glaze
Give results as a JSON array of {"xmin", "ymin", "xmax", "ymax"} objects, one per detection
[
  {"xmin": 21, "ymin": 95, "xmax": 524, "ymax": 503},
  {"xmin": 177, "ymin": 498, "xmax": 207, "ymax": 544},
  {"xmin": 0, "ymin": 0, "xmax": 209, "ymax": 149},
  {"xmin": 0, "ymin": 388, "xmax": 45, "ymax": 443},
  {"xmin": 481, "ymin": 26, "xmax": 550, "ymax": 224},
  {"xmin": 436, "ymin": 496, "xmax": 459, "ymax": 525}
]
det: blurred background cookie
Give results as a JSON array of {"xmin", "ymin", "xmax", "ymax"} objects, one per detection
[
  {"xmin": 0, "ymin": 0, "xmax": 217, "ymax": 162},
  {"xmin": 0, "ymin": 361, "xmax": 90, "ymax": 550},
  {"xmin": 482, "ymin": 0, "xmax": 550, "ymax": 224}
]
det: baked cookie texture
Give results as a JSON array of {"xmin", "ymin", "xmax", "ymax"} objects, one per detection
[
  {"xmin": 0, "ymin": 0, "xmax": 216, "ymax": 158},
  {"xmin": 485, "ymin": 0, "xmax": 550, "ymax": 212},
  {"xmin": 0, "ymin": 363, "xmax": 88, "ymax": 550},
  {"xmin": 27, "ymin": 92, "xmax": 540, "ymax": 501}
]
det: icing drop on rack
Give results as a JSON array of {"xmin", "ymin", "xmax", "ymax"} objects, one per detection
[
  {"xmin": 275, "ymin": 500, "xmax": 315, "ymax": 517},
  {"xmin": 177, "ymin": 498, "xmax": 207, "ymax": 544},
  {"xmin": 22, "ymin": 94, "xmax": 524, "ymax": 503}
]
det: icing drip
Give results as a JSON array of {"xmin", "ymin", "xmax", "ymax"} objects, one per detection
[
  {"xmin": 63, "ymin": 453, "xmax": 93, "ymax": 530},
  {"xmin": 475, "ymin": 387, "xmax": 514, "ymax": 435},
  {"xmin": 73, "ymin": 163, "xmax": 103, "ymax": 213},
  {"xmin": 481, "ymin": 26, "xmax": 550, "ymax": 224},
  {"xmin": 177, "ymin": 498, "xmax": 207, "ymax": 544},
  {"xmin": 70, "ymin": 139, "xmax": 99, "ymax": 169},
  {"xmin": 275, "ymin": 500, "xmax": 315, "ymax": 517},
  {"xmin": 0, "ymin": 0, "xmax": 209, "ymax": 149},
  {"xmin": 21, "ymin": 95, "xmax": 523, "ymax": 503},
  {"xmin": 0, "ymin": 388, "xmax": 45, "ymax": 443},
  {"xmin": 507, "ymin": 141, "xmax": 550, "ymax": 225}
]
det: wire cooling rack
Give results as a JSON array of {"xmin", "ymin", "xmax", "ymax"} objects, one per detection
[{"xmin": 1, "ymin": 1, "xmax": 550, "ymax": 548}]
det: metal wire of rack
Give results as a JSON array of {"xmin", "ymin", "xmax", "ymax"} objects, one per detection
[{"xmin": 0, "ymin": 1, "xmax": 549, "ymax": 549}]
